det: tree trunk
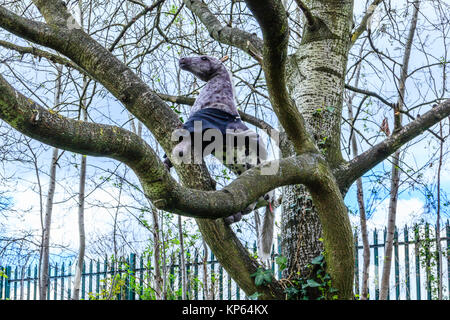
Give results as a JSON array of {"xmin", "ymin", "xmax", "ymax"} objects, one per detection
[
  {"xmin": 39, "ymin": 150, "xmax": 59, "ymax": 300},
  {"xmin": 436, "ymin": 123, "xmax": 443, "ymax": 300},
  {"xmin": 202, "ymin": 240, "xmax": 210, "ymax": 300},
  {"xmin": 356, "ymin": 175, "xmax": 370, "ymax": 300},
  {"xmin": 379, "ymin": 150, "xmax": 400, "ymax": 300},
  {"xmin": 282, "ymin": 0, "xmax": 353, "ymax": 282},
  {"xmin": 151, "ymin": 205, "xmax": 164, "ymax": 299},
  {"xmin": 178, "ymin": 215, "xmax": 187, "ymax": 299},
  {"xmin": 379, "ymin": 0, "xmax": 420, "ymax": 300},
  {"xmin": 39, "ymin": 65, "xmax": 62, "ymax": 300},
  {"xmin": 72, "ymin": 76, "xmax": 88, "ymax": 300},
  {"xmin": 72, "ymin": 1, "xmax": 88, "ymax": 300},
  {"xmin": 345, "ymin": 45, "xmax": 370, "ymax": 300}
]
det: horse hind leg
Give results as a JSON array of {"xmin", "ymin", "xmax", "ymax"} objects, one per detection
[{"xmin": 222, "ymin": 138, "xmax": 272, "ymax": 225}]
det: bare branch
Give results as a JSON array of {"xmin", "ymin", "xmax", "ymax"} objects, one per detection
[
  {"xmin": 345, "ymin": 83, "xmax": 396, "ymax": 108},
  {"xmin": 293, "ymin": 0, "xmax": 315, "ymax": 26},
  {"xmin": 0, "ymin": 39, "xmax": 87, "ymax": 75},
  {"xmin": 351, "ymin": 0, "xmax": 383, "ymax": 45},
  {"xmin": 336, "ymin": 99, "xmax": 450, "ymax": 193},
  {"xmin": 0, "ymin": 4, "xmax": 180, "ymax": 153},
  {"xmin": 345, "ymin": 83, "xmax": 443, "ymax": 141},
  {"xmin": 109, "ymin": 0, "xmax": 165, "ymax": 52},
  {"xmin": 182, "ymin": 0, "xmax": 264, "ymax": 62},
  {"xmin": 155, "ymin": 92, "xmax": 195, "ymax": 105},
  {"xmin": 243, "ymin": 0, "xmax": 316, "ymax": 155}
]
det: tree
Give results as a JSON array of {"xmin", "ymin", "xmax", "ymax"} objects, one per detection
[
  {"xmin": 0, "ymin": 0, "xmax": 449, "ymax": 300},
  {"xmin": 379, "ymin": 0, "xmax": 420, "ymax": 300},
  {"xmin": 39, "ymin": 65, "xmax": 62, "ymax": 300}
]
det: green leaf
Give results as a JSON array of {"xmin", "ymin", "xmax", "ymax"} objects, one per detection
[
  {"xmin": 263, "ymin": 272, "xmax": 273, "ymax": 283},
  {"xmin": 275, "ymin": 256, "xmax": 288, "ymax": 271},
  {"xmin": 310, "ymin": 255, "xmax": 324, "ymax": 265},
  {"xmin": 254, "ymin": 274, "xmax": 264, "ymax": 286},
  {"xmin": 251, "ymin": 269, "xmax": 273, "ymax": 286},
  {"xmin": 306, "ymin": 279, "xmax": 322, "ymax": 288},
  {"xmin": 322, "ymin": 274, "xmax": 331, "ymax": 281},
  {"xmin": 284, "ymin": 286, "xmax": 299, "ymax": 297},
  {"xmin": 248, "ymin": 292, "xmax": 262, "ymax": 300}
]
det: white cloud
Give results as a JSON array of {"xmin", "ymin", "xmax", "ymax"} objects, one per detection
[
  {"xmin": 367, "ymin": 197, "xmax": 425, "ymax": 230},
  {"xmin": 5, "ymin": 179, "xmax": 146, "ymax": 255}
]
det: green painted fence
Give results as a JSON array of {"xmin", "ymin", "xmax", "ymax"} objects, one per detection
[
  {"xmin": 353, "ymin": 221, "xmax": 450, "ymax": 300},
  {"xmin": 1, "ymin": 221, "xmax": 449, "ymax": 300},
  {"xmin": 0, "ymin": 248, "xmax": 253, "ymax": 301}
]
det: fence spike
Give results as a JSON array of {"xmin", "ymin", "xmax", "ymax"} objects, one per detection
[{"xmin": 404, "ymin": 226, "xmax": 410, "ymax": 300}]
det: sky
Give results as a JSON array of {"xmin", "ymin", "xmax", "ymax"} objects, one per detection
[{"xmin": 342, "ymin": 0, "xmax": 450, "ymax": 230}]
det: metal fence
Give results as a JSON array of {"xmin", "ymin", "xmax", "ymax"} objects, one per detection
[
  {"xmin": 1, "ymin": 221, "xmax": 449, "ymax": 300},
  {"xmin": 0, "ymin": 247, "xmax": 264, "ymax": 301},
  {"xmin": 354, "ymin": 221, "xmax": 450, "ymax": 300}
]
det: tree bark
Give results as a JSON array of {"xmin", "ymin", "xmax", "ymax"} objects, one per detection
[
  {"xmin": 151, "ymin": 206, "xmax": 164, "ymax": 299},
  {"xmin": 72, "ymin": 2, "xmax": 88, "ymax": 299},
  {"xmin": 355, "ymin": 174, "xmax": 369, "ymax": 299},
  {"xmin": 436, "ymin": 122, "xmax": 444, "ymax": 300},
  {"xmin": 282, "ymin": 0, "xmax": 354, "ymax": 282},
  {"xmin": 39, "ymin": 146, "xmax": 59, "ymax": 300},
  {"xmin": 178, "ymin": 215, "xmax": 187, "ymax": 299},
  {"xmin": 72, "ymin": 77, "xmax": 88, "ymax": 300},
  {"xmin": 346, "ymin": 49, "xmax": 370, "ymax": 300}
]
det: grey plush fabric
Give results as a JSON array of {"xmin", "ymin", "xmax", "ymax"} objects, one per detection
[
  {"xmin": 166, "ymin": 55, "xmax": 268, "ymax": 169},
  {"xmin": 179, "ymin": 55, "xmax": 240, "ymax": 117}
]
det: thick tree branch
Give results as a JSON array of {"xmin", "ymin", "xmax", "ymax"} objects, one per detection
[
  {"xmin": 1, "ymin": 0, "xmax": 285, "ymax": 298},
  {"xmin": 155, "ymin": 92, "xmax": 195, "ymax": 105},
  {"xmin": 0, "ymin": 4, "xmax": 180, "ymax": 153},
  {"xmin": 166, "ymin": 154, "xmax": 321, "ymax": 218},
  {"xmin": 238, "ymin": 111, "xmax": 280, "ymax": 140},
  {"xmin": 243, "ymin": 0, "xmax": 316, "ymax": 156},
  {"xmin": 0, "ymin": 73, "xmax": 171, "ymax": 192},
  {"xmin": 245, "ymin": 1, "xmax": 355, "ymax": 298},
  {"xmin": 182, "ymin": 0, "xmax": 263, "ymax": 63},
  {"xmin": 293, "ymin": 0, "xmax": 316, "ymax": 26},
  {"xmin": 336, "ymin": 99, "xmax": 450, "ymax": 192}
]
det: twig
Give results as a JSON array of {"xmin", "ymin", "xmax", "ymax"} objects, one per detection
[
  {"xmin": 351, "ymin": 0, "xmax": 383, "ymax": 44},
  {"xmin": 293, "ymin": 0, "xmax": 315, "ymax": 26}
]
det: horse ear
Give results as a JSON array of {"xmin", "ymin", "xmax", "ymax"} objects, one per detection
[{"xmin": 220, "ymin": 55, "xmax": 229, "ymax": 62}]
